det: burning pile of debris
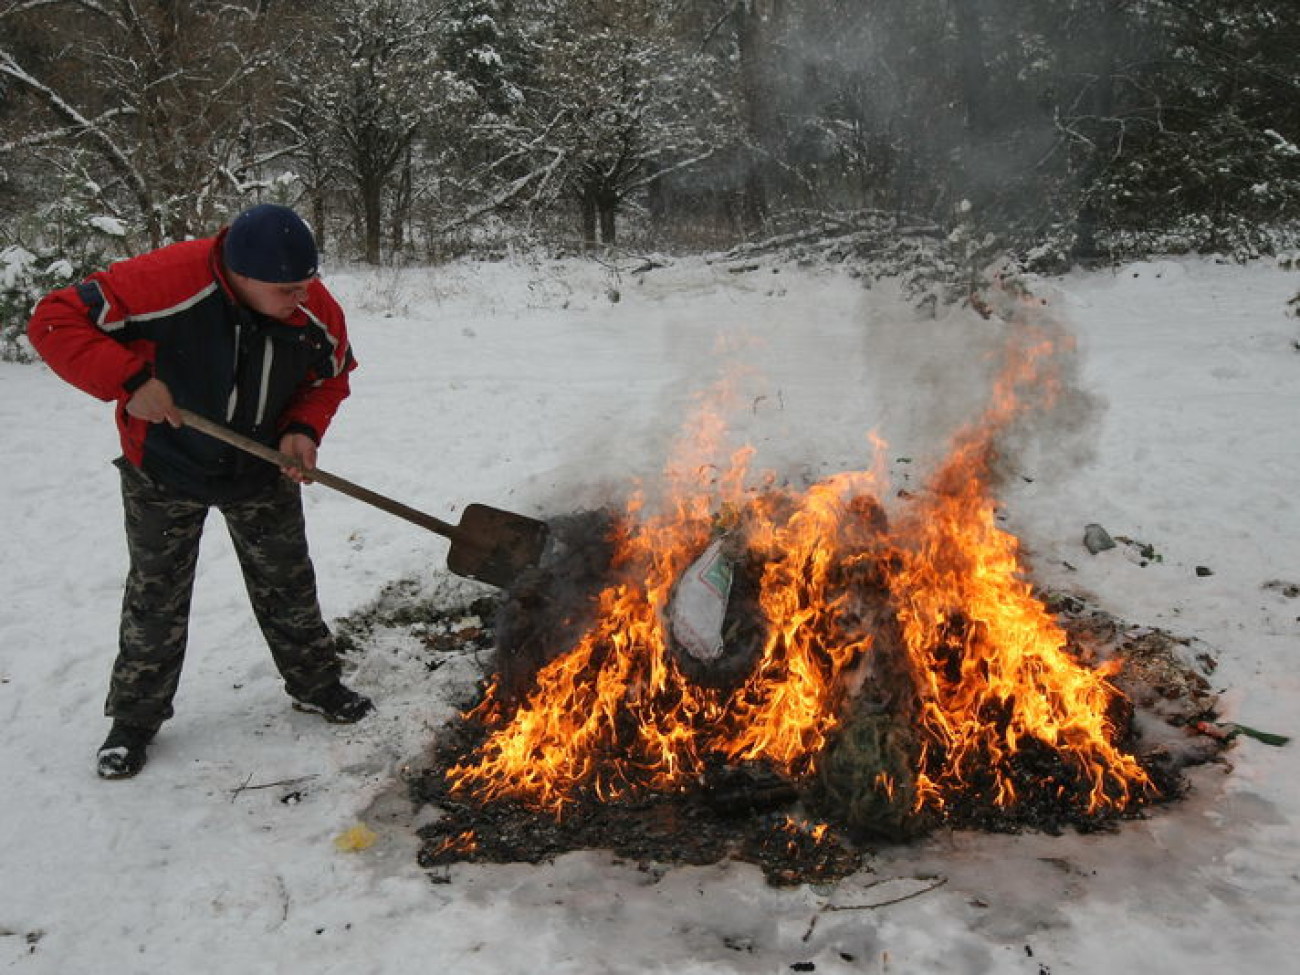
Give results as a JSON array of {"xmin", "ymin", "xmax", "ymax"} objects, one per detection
[
  {"xmin": 401, "ymin": 302, "xmax": 1234, "ymax": 885},
  {"xmin": 407, "ymin": 521, "xmax": 1226, "ymax": 885}
]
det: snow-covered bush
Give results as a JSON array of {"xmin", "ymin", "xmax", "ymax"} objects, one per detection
[
  {"xmin": 1, "ymin": 245, "xmax": 51, "ymax": 363},
  {"xmin": 1, "ymin": 205, "xmax": 126, "ymax": 363}
]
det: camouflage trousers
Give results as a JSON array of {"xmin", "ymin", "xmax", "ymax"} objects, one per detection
[{"xmin": 108, "ymin": 459, "xmax": 341, "ymax": 729}]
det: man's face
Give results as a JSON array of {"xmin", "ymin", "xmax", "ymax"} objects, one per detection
[{"xmin": 228, "ymin": 270, "xmax": 314, "ymax": 321}]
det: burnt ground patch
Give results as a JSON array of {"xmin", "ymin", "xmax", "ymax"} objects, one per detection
[{"xmin": 338, "ymin": 581, "xmax": 1232, "ymax": 885}]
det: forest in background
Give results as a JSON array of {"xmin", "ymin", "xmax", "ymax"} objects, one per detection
[{"xmin": 2, "ymin": 0, "xmax": 1298, "ymax": 355}]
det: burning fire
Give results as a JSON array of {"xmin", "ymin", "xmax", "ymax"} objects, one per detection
[
  {"xmin": 427, "ymin": 829, "xmax": 479, "ymax": 860},
  {"xmin": 447, "ymin": 306, "xmax": 1154, "ymax": 825}
]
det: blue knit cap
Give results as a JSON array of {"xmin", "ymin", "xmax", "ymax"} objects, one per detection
[{"xmin": 222, "ymin": 204, "xmax": 319, "ymax": 282}]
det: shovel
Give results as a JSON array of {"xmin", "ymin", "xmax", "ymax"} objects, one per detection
[{"xmin": 178, "ymin": 408, "xmax": 548, "ymax": 589}]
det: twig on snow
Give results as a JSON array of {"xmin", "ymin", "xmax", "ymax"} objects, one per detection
[
  {"xmin": 802, "ymin": 874, "xmax": 949, "ymax": 941},
  {"xmin": 229, "ymin": 774, "xmax": 319, "ymax": 802}
]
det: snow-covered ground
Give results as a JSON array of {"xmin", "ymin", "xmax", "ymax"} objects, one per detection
[{"xmin": 1, "ymin": 253, "xmax": 1297, "ymax": 973}]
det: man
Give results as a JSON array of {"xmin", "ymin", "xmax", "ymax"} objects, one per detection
[{"xmin": 28, "ymin": 203, "xmax": 373, "ymax": 780}]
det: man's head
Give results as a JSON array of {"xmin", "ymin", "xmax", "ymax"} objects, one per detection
[{"xmin": 222, "ymin": 204, "xmax": 319, "ymax": 320}]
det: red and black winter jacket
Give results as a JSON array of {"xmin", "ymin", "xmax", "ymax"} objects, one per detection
[{"xmin": 28, "ymin": 231, "xmax": 355, "ymax": 503}]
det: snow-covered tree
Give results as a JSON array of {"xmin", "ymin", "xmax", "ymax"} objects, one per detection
[
  {"xmin": 2, "ymin": 0, "xmax": 1297, "ymax": 269},
  {"xmin": 1070, "ymin": 0, "xmax": 1300, "ymax": 255},
  {"xmin": 301, "ymin": 0, "xmax": 448, "ymax": 264},
  {"xmin": 499, "ymin": 0, "xmax": 741, "ymax": 248},
  {"xmin": 0, "ymin": 0, "xmax": 288, "ymax": 246},
  {"xmin": 438, "ymin": 0, "xmax": 528, "ymax": 116}
]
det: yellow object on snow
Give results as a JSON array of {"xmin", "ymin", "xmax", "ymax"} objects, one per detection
[{"xmin": 333, "ymin": 824, "xmax": 378, "ymax": 852}]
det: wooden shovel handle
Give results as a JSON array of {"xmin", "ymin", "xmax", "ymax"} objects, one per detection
[{"xmin": 177, "ymin": 408, "xmax": 460, "ymax": 541}]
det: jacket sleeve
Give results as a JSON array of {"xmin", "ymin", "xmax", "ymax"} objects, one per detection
[
  {"xmin": 278, "ymin": 282, "xmax": 356, "ymax": 443},
  {"xmin": 26, "ymin": 276, "xmax": 152, "ymax": 402}
]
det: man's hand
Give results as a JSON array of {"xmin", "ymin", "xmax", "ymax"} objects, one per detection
[
  {"xmin": 125, "ymin": 378, "xmax": 182, "ymax": 427},
  {"xmin": 278, "ymin": 432, "xmax": 318, "ymax": 483}
]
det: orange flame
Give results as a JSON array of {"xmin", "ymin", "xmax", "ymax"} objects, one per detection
[
  {"xmin": 888, "ymin": 325, "xmax": 1150, "ymax": 815},
  {"xmin": 428, "ymin": 829, "xmax": 478, "ymax": 859},
  {"xmin": 447, "ymin": 306, "xmax": 1152, "ymax": 822}
]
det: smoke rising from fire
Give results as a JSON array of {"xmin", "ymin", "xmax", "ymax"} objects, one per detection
[
  {"xmin": 981, "ymin": 286, "xmax": 1104, "ymax": 493},
  {"xmin": 521, "ymin": 272, "xmax": 1103, "ymax": 534}
]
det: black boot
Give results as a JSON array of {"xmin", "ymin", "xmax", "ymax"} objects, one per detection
[
  {"xmin": 97, "ymin": 721, "xmax": 157, "ymax": 779},
  {"xmin": 291, "ymin": 682, "xmax": 374, "ymax": 724}
]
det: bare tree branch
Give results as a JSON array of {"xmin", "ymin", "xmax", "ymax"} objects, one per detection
[{"xmin": 0, "ymin": 45, "xmax": 156, "ymax": 234}]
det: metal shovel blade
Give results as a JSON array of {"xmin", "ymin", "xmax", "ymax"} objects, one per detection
[{"xmin": 446, "ymin": 503, "xmax": 551, "ymax": 589}]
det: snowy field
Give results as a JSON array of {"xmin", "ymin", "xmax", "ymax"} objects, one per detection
[{"xmin": 1, "ymin": 252, "xmax": 1297, "ymax": 973}]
